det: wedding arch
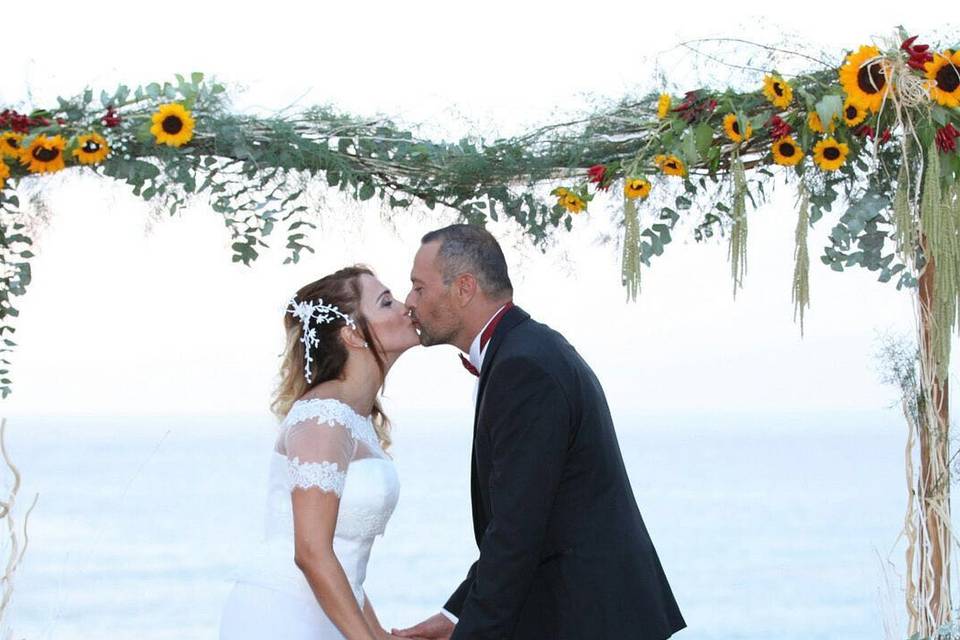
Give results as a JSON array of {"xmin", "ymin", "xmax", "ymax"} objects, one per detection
[{"xmin": 1, "ymin": 29, "xmax": 958, "ymax": 637}]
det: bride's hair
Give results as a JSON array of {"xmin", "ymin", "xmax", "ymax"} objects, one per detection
[{"xmin": 271, "ymin": 265, "xmax": 391, "ymax": 451}]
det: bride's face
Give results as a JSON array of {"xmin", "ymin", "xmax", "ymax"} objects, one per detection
[{"xmin": 356, "ymin": 274, "xmax": 420, "ymax": 356}]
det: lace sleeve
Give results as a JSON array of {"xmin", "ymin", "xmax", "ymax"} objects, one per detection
[{"xmin": 283, "ymin": 415, "xmax": 358, "ymax": 496}]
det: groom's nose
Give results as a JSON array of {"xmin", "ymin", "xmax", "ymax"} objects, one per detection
[{"xmin": 404, "ymin": 290, "xmax": 415, "ymax": 308}]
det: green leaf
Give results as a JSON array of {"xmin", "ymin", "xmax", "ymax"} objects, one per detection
[
  {"xmin": 815, "ymin": 94, "xmax": 843, "ymax": 131},
  {"xmin": 694, "ymin": 123, "xmax": 713, "ymax": 158},
  {"xmin": 358, "ymin": 181, "xmax": 375, "ymax": 201},
  {"xmin": 932, "ymin": 105, "xmax": 950, "ymax": 127},
  {"xmin": 680, "ymin": 130, "xmax": 699, "ymax": 164}
]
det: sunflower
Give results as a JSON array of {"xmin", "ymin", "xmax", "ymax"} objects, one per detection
[
  {"xmin": 73, "ymin": 133, "xmax": 110, "ymax": 165},
  {"xmin": 654, "ymin": 154, "xmax": 686, "ymax": 177},
  {"xmin": 925, "ymin": 50, "xmax": 960, "ymax": 108},
  {"xmin": 841, "ymin": 99, "xmax": 868, "ymax": 126},
  {"xmin": 812, "ymin": 138, "xmax": 849, "ymax": 172},
  {"xmin": 723, "ymin": 114, "xmax": 752, "ymax": 143},
  {"xmin": 624, "ymin": 178, "xmax": 651, "ymax": 200},
  {"xmin": 657, "ymin": 94, "xmax": 671, "ymax": 120},
  {"xmin": 552, "ymin": 186, "xmax": 570, "ymax": 204},
  {"xmin": 0, "ymin": 132, "xmax": 24, "ymax": 159},
  {"xmin": 0, "ymin": 159, "xmax": 9, "ymax": 190},
  {"xmin": 561, "ymin": 193, "xmax": 586, "ymax": 214},
  {"xmin": 762, "ymin": 75, "xmax": 793, "ymax": 109},
  {"xmin": 150, "ymin": 103, "xmax": 195, "ymax": 147},
  {"xmin": 20, "ymin": 135, "xmax": 67, "ymax": 174},
  {"xmin": 838, "ymin": 45, "xmax": 890, "ymax": 113},
  {"xmin": 807, "ymin": 111, "xmax": 836, "ymax": 134},
  {"xmin": 771, "ymin": 136, "xmax": 803, "ymax": 166}
]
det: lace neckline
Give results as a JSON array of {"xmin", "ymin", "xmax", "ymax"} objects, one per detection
[
  {"xmin": 283, "ymin": 397, "xmax": 382, "ymax": 454},
  {"xmin": 293, "ymin": 396, "xmax": 372, "ymax": 421}
]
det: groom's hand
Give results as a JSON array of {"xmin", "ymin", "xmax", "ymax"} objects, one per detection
[{"xmin": 391, "ymin": 613, "xmax": 454, "ymax": 639}]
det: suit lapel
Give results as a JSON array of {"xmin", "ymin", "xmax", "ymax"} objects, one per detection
[
  {"xmin": 469, "ymin": 305, "xmax": 529, "ymax": 546},
  {"xmin": 473, "ymin": 305, "xmax": 530, "ymax": 428}
]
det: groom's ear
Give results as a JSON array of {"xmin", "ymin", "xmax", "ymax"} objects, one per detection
[{"xmin": 453, "ymin": 273, "xmax": 478, "ymax": 308}]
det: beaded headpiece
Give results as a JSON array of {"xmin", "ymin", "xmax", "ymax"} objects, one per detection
[{"xmin": 287, "ymin": 297, "xmax": 356, "ymax": 382}]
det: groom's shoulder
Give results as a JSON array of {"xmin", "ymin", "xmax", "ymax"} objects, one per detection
[{"xmin": 503, "ymin": 312, "xmax": 575, "ymax": 362}]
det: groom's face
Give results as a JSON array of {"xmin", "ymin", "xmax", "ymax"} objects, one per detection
[{"xmin": 406, "ymin": 241, "xmax": 461, "ymax": 347}]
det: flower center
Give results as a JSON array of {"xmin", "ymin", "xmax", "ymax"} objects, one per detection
[
  {"xmin": 162, "ymin": 115, "xmax": 184, "ymax": 135},
  {"xmin": 778, "ymin": 142, "xmax": 796, "ymax": 157},
  {"xmin": 32, "ymin": 146, "xmax": 60, "ymax": 162},
  {"xmin": 773, "ymin": 82, "xmax": 783, "ymax": 97},
  {"xmin": 936, "ymin": 63, "xmax": 960, "ymax": 93},
  {"xmin": 82, "ymin": 140, "xmax": 101, "ymax": 153},
  {"xmin": 732, "ymin": 120, "xmax": 741, "ymax": 135},
  {"xmin": 845, "ymin": 105, "xmax": 859, "ymax": 120},
  {"xmin": 856, "ymin": 61, "xmax": 886, "ymax": 94},
  {"xmin": 4, "ymin": 138, "xmax": 19, "ymax": 150},
  {"xmin": 823, "ymin": 147, "xmax": 841, "ymax": 161}
]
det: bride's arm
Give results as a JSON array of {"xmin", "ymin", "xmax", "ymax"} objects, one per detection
[
  {"xmin": 361, "ymin": 593, "xmax": 393, "ymax": 640},
  {"xmin": 292, "ymin": 489, "xmax": 379, "ymax": 640}
]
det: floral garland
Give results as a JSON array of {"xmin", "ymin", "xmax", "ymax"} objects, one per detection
[
  {"xmin": 0, "ymin": 34, "xmax": 957, "ymax": 398},
  {"xmin": 0, "ymin": 73, "xmax": 576, "ymax": 397},
  {"xmin": 548, "ymin": 32, "xmax": 958, "ymax": 341}
]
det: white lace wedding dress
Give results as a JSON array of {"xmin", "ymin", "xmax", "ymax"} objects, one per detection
[{"xmin": 219, "ymin": 398, "xmax": 400, "ymax": 639}]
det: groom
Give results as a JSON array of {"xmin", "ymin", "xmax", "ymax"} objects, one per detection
[{"xmin": 396, "ymin": 224, "xmax": 685, "ymax": 640}]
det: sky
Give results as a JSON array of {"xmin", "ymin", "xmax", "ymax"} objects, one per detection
[{"xmin": 0, "ymin": 0, "xmax": 948, "ymax": 420}]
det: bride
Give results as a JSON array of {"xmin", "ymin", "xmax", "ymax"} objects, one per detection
[{"xmin": 219, "ymin": 265, "xmax": 419, "ymax": 639}]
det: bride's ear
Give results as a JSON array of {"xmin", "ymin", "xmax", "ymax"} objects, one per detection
[{"xmin": 339, "ymin": 325, "xmax": 369, "ymax": 350}]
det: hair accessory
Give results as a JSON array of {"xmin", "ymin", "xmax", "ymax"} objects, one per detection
[{"xmin": 287, "ymin": 297, "xmax": 357, "ymax": 382}]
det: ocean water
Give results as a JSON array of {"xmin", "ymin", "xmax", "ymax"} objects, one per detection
[{"xmin": 2, "ymin": 409, "xmax": 915, "ymax": 639}]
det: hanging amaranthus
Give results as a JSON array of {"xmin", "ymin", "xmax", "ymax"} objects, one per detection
[
  {"xmin": 919, "ymin": 141, "xmax": 959, "ymax": 381},
  {"xmin": 893, "ymin": 162, "xmax": 919, "ymax": 266},
  {"xmin": 622, "ymin": 196, "xmax": 642, "ymax": 301},
  {"xmin": 792, "ymin": 185, "xmax": 811, "ymax": 335},
  {"xmin": 729, "ymin": 155, "xmax": 748, "ymax": 297}
]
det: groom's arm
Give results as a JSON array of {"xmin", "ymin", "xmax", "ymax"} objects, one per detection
[
  {"xmin": 443, "ymin": 560, "xmax": 477, "ymax": 617},
  {"xmin": 450, "ymin": 355, "xmax": 571, "ymax": 640}
]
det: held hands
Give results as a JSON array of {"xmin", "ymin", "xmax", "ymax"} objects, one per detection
[{"xmin": 391, "ymin": 613, "xmax": 455, "ymax": 640}]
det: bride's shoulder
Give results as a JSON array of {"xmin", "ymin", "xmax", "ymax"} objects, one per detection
[{"xmin": 283, "ymin": 396, "xmax": 367, "ymax": 431}]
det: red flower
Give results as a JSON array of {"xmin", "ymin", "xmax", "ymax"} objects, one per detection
[
  {"xmin": 768, "ymin": 115, "xmax": 793, "ymax": 140},
  {"xmin": 901, "ymin": 35, "xmax": 934, "ymax": 71},
  {"xmin": 100, "ymin": 106, "xmax": 122, "ymax": 128},
  {"xmin": 586, "ymin": 164, "xmax": 610, "ymax": 191},
  {"xmin": 671, "ymin": 91, "xmax": 716, "ymax": 124},
  {"xmin": 936, "ymin": 123, "xmax": 959, "ymax": 153},
  {"xmin": 856, "ymin": 125, "xmax": 876, "ymax": 140},
  {"xmin": 880, "ymin": 128, "xmax": 892, "ymax": 144}
]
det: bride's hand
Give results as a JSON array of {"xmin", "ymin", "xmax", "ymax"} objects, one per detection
[{"xmin": 391, "ymin": 613, "xmax": 454, "ymax": 639}]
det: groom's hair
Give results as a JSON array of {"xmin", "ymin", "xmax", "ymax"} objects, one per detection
[{"xmin": 421, "ymin": 224, "xmax": 513, "ymax": 298}]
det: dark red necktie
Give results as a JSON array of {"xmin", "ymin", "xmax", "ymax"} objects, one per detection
[{"xmin": 459, "ymin": 302, "xmax": 514, "ymax": 377}]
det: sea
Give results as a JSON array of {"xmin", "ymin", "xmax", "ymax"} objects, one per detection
[{"xmin": 0, "ymin": 408, "xmax": 920, "ymax": 639}]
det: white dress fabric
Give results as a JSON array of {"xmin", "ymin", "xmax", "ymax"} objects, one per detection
[{"xmin": 219, "ymin": 398, "xmax": 400, "ymax": 639}]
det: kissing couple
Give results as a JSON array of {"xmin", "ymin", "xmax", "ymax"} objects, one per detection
[{"xmin": 219, "ymin": 224, "xmax": 686, "ymax": 639}]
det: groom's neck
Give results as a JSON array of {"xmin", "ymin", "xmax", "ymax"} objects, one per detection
[{"xmin": 454, "ymin": 297, "xmax": 512, "ymax": 353}]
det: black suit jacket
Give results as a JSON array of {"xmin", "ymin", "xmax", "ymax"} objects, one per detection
[{"xmin": 445, "ymin": 306, "xmax": 686, "ymax": 640}]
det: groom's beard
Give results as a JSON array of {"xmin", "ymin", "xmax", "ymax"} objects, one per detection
[{"xmin": 415, "ymin": 321, "xmax": 457, "ymax": 347}]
